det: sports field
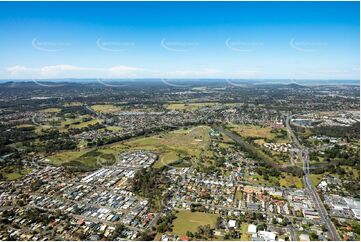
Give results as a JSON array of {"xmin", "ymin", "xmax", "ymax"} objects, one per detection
[{"xmin": 171, "ymin": 210, "xmax": 219, "ymax": 237}]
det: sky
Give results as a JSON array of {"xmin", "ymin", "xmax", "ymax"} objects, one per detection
[{"xmin": 0, "ymin": 1, "xmax": 359, "ymax": 80}]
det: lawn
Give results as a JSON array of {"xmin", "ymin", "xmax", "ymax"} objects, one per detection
[
  {"xmin": 104, "ymin": 126, "xmax": 123, "ymax": 131},
  {"xmin": 279, "ymin": 173, "xmax": 304, "ymax": 188},
  {"xmin": 309, "ymin": 173, "xmax": 325, "ymax": 186},
  {"xmin": 152, "ymin": 151, "xmax": 180, "ymax": 168},
  {"xmin": 235, "ymin": 190, "xmax": 243, "ymax": 200},
  {"xmin": 1, "ymin": 167, "xmax": 32, "ymax": 181},
  {"xmin": 171, "ymin": 210, "xmax": 219, "ymax": 237},
  {"xmin": 254, "ymin": 138, "xmax": 266, "ymax": 146},
  {"xmin": 3, "ymin": 173, "xmax": 22, "ymax": 180},
  {"xmin": 240, "ymin": 223, "xmax": 250, "ymax": 241}
]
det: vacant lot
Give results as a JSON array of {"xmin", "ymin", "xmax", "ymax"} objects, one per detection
[
  {"xmin": 229, "ymin": 124, "xmax": 289, "ymax": 142},
  {"xmin": 48, "ymin": 149, "xmax": 115, "ymax": 170},
  {"xmin": 228, "ymin": 124, "xmax": 291, "ymax": 165},
  {"xmin": 91, "ymin": 104, "xmax": 123, "ymax": 114},
  {"xmin": 60, "ymin": 117, "xmax": 99, "ymax": 130},
  {"xmin": 0, "ymin": 166, "xmax": 32, "ymax": 181},
  {"xmin": 309, "ymin": 173, "xmax": 325, "ymax": 186},
  {"xmin": 165, "ymin": 102, "xmax": 218, "ymax": 111},
  {"xmin": 39, "ymin": 108, "xmax": 61, "ymax": 113},
  {"xmin": 279, "ymin": 173, "xmax": 304, "ymax": 188},
  {"xmin": 48, "ymin": 150, "xmax": 87, "ymax": 165},
  {"xmin": 240, "ymin": 223, "xmax": 251, "ymax": 241},
  {"xmin": 48, "ymin": 126, "xmax": 212, "ymax": 169},
  {"xmin": 229, "ymin": 124, "xmax": 274, "ymax": 138},
  {"xmin": 171, "ymin": 210, "xmax": 219, "ymax": 237},
  {"xmin": 99, "ymin": 126, "xmax": 212, "ymax": 168},
  {"xmin": 247, "ymin": 172, "xmax": 303, "ymax": 189}
]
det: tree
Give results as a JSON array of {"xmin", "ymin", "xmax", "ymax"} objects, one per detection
[
  {"xmin": 272, "ymin": 218, "xmax": 277, "ymax": 224},
  {"xmin": 309, "ymin": 232, "xmax": 318, "ymax": 240},
  {"xmin": 186, "ymin": 231, "xmax": 194, "ymax": 238},
  {"xmin": 257, "ymin": 223, "xmax": 266, "ymax": 231},
  {"xmin": 197, "ymin": 224, "xmax": 214, "ymax": 239}
]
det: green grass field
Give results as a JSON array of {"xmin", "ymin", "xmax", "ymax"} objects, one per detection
[
  {"xmin": 59, "ymin": 115, "xmax": 99, "ymax": 130},
  {"xmin": 247, "ymin": 172, "xmax": 303, "ymax": 188},
  {"xmin": 228, "ymin": 124, "xmax": 289, "ymax": 143},
  {"xmin": 34, "ymin": 114, "xmax": 100, "ymax": 133},
  {"xmin": 1, "ymin": 167, "xmax": 32, "ymax": 181},
  {"xmin": 47, "ymin": 126, "xmax": 212, "ymax": 169},
  {"xmin": 229, "ymin": 124, "xmax": 276, "ymax": 139},
  {"xmin": 240, "ymin": 223, "xmax": 250, "ymax": 241},
  {"xmin": 171, "ymin": 210, "xmax": 219, "ymax": 237},
  {"xmin": 48, "ymin": 149, "xmax": 116, "ymax": 170},
  {"xmin": 99, "ymin": 125, "xmax": 212, "ymax": 168},
  {"xmin": 39, "ymin": 108, "xmax": 61, "ymax": 113},
  {"xmin": 91, "ymin": 104, "xmax": 123, "ymax": 114},
  {"xmin": 235, "ymin": 190, "xmax": 243, "ymax": 200},
  {"xmin": 104, "ymin": 126, "xmax": 123, "ymax": 131},
  {"xmin": 279, "ymin": 173, "xmax": 304, "ymax": 188},
  {"xmin": 165, "ymin": 102, "xmax": 218, "ymax": 111},
  {"xmin": 227, "ymin": 124, "xmax": 292, "ymax": 166},
  {"xmin": 48, "ymin": 150, "xmax": 87, "ymax": 165},
  {"xmin": 309, "ymin": 173, "xmax": 325, "ymax": 186}
]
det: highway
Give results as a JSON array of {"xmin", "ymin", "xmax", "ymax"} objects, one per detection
[{"xmin": 285, "ymin": 116, "xmax": 340, "ymax": 241}]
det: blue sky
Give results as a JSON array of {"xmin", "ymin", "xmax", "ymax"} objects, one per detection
[{"xmin": 0, "ymin": 1, "xmax": 359, "ymax": 80}]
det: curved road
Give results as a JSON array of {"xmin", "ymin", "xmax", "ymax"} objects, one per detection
[{"xmin": 286, "ymin": 116, "xmax": 340, "ymax": 241}]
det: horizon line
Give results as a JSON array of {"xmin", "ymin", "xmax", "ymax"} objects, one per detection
[{"xmin": 0, "ymin": 78, "xmax": 359, "ymax": 81}]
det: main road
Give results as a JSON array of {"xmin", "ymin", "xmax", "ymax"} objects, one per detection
[{"xmin": 285, "ymin": 116, "xmax": 340, "ymax": 241}]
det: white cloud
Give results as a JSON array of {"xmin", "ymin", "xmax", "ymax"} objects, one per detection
[
  {"xmin": 6, "ymin": 65, "xmax": 227, "ymax": 79},
  {"xmin": 11, "ymin": 65, "xmax": 343, "ymax": 80},
  {"xmin": 7, "ymin": 65, "xmax": 37, "ymax": 75},
  {"xmin": 41, "ymin": 65, "xmax": 87, "ymax": 75},
  {"xmin": 6, "ymin": 64, "xmax": 145, "ymax": 78}
]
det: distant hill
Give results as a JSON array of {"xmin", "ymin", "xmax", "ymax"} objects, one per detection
[{"xmin": 285, "ymin": 83, "xmax": 306, "ymax": 88}]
